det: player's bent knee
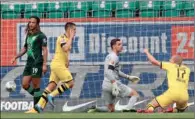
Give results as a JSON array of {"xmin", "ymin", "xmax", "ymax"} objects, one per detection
[
  {"xmin": 129, "ymin": 90, "xmax": 139, "ymax": 97},
  {"xmin": 66, "ymin": 80, "xmax": 74, "ymax": 88},
  {"xmin": 22, "ymin": 77, "xmax": 31, "ymax": 89},
  {"xmin": 47, "ymin": 82, "xmax": 57, "ymax": 92},
  {"xmin": 108, "ymin": 104, "xmax": 115, "ymax": 112},
  {"xmin": 176, "ymin": 106, "xmax": 188, "ymax": 113},
  {"xmin": 22, "ymin": 84, "xmax": 30, "ymax": 90},
  {"xmin": 149, "ymin": 99, "xmax": 160, "ymax": 108},
  {"xmin": 31, "ymin": 78, "xmax": 41, "ymax": 88},
  {"xmin": 32, "ymin": 83, "xmax": 40, "ymax": 89},
  {"xmin": 177, "ymin": 109, "xmax": 186, "ymax": 113}
]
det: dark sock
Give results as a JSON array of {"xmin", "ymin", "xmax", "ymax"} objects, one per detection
[
  {"xmin": 33, "ymin": 88, "xmax": 42, "ymax": 105},
  {"xmin": 25, "ymin": 85, "xmax": 34, "ymax": 95}
]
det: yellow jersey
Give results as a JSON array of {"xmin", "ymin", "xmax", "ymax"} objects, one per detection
[
  {"xmin": 161, "ymin": 62, "xmax": 190, "ymax": 92},
  {"xmin": 51, "ymin": 34, "xmax": 70, "ymax": 67}
]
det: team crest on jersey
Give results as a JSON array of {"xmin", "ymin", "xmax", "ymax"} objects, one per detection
[{"xmin": 109, "ymin": 60, "xmax": 115, "ymax": 65}]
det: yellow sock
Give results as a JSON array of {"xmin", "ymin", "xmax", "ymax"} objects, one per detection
[
  {"xmin": 37, "ymin": 88, "xmax": 51, "ymax": 109},
  {"xmin": 50, "ymin": 83, "xmax": 69, "ymax": 97},
  {"xmin": 146, "ymin": 103, "xmax": 155, "ymax": 111}
]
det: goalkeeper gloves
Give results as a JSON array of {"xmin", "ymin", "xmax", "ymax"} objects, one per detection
[
  {"xmin": 127, "ymin": 75, "xmax": 140, "ymax": 84},
  {"xmin": 111, "ymin": 81, "xmax": 121, "ymax": 96}
]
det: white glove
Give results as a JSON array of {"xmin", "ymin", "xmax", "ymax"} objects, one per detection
[
  {"xmin": 112, "ymin": 81, "xmax": 121, "ymax": 96},
  {"xmin": 127, "ymin": 75, "xmax": 140, "ymax": 84}
]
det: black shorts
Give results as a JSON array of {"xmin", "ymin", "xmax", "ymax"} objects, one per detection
[{"xmin": 23, "ymin": 62, "xmax": 43, "ymax": 78}]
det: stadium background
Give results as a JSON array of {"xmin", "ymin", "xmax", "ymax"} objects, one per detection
[{"xmin": 0, "ymin": 0, "xmax": 194, "ymax": 112}]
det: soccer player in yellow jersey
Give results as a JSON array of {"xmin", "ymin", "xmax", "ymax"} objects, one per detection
[
  {"xmin": 25, "ymin": 22, "xmax": 76, "ymax": 113},
  {"xmin": 137, "ymin": 49, "xmax": 190, "ymax": 113}
]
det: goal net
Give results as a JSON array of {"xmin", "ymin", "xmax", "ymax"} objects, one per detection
[{"xmin": 0, "ymin": 0, "xmax": 194, "ymax": 112}]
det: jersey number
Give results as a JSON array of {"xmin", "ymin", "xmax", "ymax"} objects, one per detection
[
  {"xmin": 32, "ymin": 68, "xmax": 38, "ymax": 74},
  {"xmin": 177, "ymin": 68, "xmax": 186, "ymax": 79}
]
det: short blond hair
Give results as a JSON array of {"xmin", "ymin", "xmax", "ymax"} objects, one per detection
[{"xmin": 173, "ymin": 55, "xmax": 183, "ymax": 65}]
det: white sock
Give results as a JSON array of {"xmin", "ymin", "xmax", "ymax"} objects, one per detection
[{"xmin": 126, "ymin": 95, "xmax": 138, "ymax": 109}]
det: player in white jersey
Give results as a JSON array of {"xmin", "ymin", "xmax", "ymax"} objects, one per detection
[{"xmin": 88, "ymin": 39, "xmax": 140, "ymax": 112}]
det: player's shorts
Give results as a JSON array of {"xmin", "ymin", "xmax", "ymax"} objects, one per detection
[
  {"xmin": 156, "ymin": 89, "xmax": 189, "ymax": 110},
  {"xmin": 102, "ymin": 81, "xmax": 132, "ymax": 105},
  {"xmin": 23, "ymin": 62, "xmax": 43, "ymax": 78},
  {"xmin": 49, "ymin": 63, "xmax": 73, "ymax": 84}
]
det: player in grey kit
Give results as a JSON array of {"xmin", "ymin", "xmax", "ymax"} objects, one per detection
[{"xmin": 88, "ymin": 39, "xmax": 140, "ymax": 112}]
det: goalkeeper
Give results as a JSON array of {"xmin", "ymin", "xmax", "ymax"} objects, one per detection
[{"xmin": 88, "ymin": 39, "xmax": 140, "ymax": 112}]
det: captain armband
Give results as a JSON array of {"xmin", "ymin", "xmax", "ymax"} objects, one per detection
[
  {"xmin": 61, "ymin": 43, "xmax": 66, "ymax": 47},
  {"xmin": 108, "ymin": 65, "xmax": 115, "ymax": 70},
  {"xmin": 60, "ymin": 38, "xmax": 66, "ymax": 48}
]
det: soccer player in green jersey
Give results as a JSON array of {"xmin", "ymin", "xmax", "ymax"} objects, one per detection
[{"xmin": 11, "ymin": 16, "xmax": 48, "ymax": 106}]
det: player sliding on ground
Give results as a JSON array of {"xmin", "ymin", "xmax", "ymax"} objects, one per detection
[
  {"xmin": 88, "ymin": 39, "xmax": 140, "ymax": 113},
  {"xmin": 137, "ymin": 49, "xmax": 191, "ymax": 113},
  {"xmin": 25, "ymin": 22, "xmax": 76, "ymax": 113}
]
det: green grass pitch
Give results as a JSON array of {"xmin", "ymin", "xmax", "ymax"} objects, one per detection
[{"xmin": 1, "ymin": 112, "xmax": 194, "ymax": 119}]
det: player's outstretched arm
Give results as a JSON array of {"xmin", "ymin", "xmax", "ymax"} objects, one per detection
[
  {"xmin": 144, "ymin": 49, "xmax": 160, "ymax": 67},
  {"xmin": 11, "ymin": 47, "xmax": 27, "ymax": 64},
  {"xmin": 119, "ymin": 71, "xmax": 140, "ymax": 84}
]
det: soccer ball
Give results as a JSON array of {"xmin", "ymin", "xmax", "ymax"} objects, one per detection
[{"xmin": 5, "ymin": 81, "xmax": 16, "ymax": 92}]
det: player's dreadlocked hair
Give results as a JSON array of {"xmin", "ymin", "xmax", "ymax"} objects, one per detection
[{"xmin": 25, "ymin": 16, "xmax": 41, "ymax": 34}]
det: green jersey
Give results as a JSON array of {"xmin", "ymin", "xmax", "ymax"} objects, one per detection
[{"xmin": 24, "ymin": 31, "xmax": 47, "ymax": 64}]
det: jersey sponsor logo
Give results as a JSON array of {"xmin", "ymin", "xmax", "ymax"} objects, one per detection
[
  {"xmin": 115, "ymin": 99, "xmax": 149, "ymax": 111},
  {"xmin": 1, "ymin": 101, "xmax": 33, "ymax": 111},
  {"xmin": 62, "ymin": 100, "xmax": 96, "ymax": 112}
]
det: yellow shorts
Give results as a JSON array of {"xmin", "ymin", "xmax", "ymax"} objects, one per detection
[
  {"xmin": 49, "ymin": 63, "xmax": 72, "ymax": 84},
  {"xmin": 156, "ymin": 90, "xmax": 188, "ymax": 110}
]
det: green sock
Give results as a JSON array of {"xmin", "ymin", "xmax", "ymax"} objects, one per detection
[
  {"xmin": 33, "ymin": 88, "xmax": 42, "ymax": 105},
  {"xmin": 25, "ymin": 85, "xmax": 34, "ymax": 95}
]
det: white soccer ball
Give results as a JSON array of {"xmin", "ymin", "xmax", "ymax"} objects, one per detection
[{"xmin": 5, "ymin": 81, "xmax": 16, "ymax": 92}]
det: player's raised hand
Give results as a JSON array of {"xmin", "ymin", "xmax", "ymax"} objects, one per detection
[
  {"xmin": 127, "ymin": 75, "xmax": 140, "ymax": 84},
  {"xmin": 112, "ymin": 81, "xmax": 121, "ymax": 96},
  {"xmin": 70, "ymin": 29, "xmax": 75, "ymax": 40},
  {"xmin": 11, "ymin": 57, "xmax": 16, "ymax": 64},
  {"xmin": 144, "ymin": 49, "xmax": 149, "ymax": 53}
]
